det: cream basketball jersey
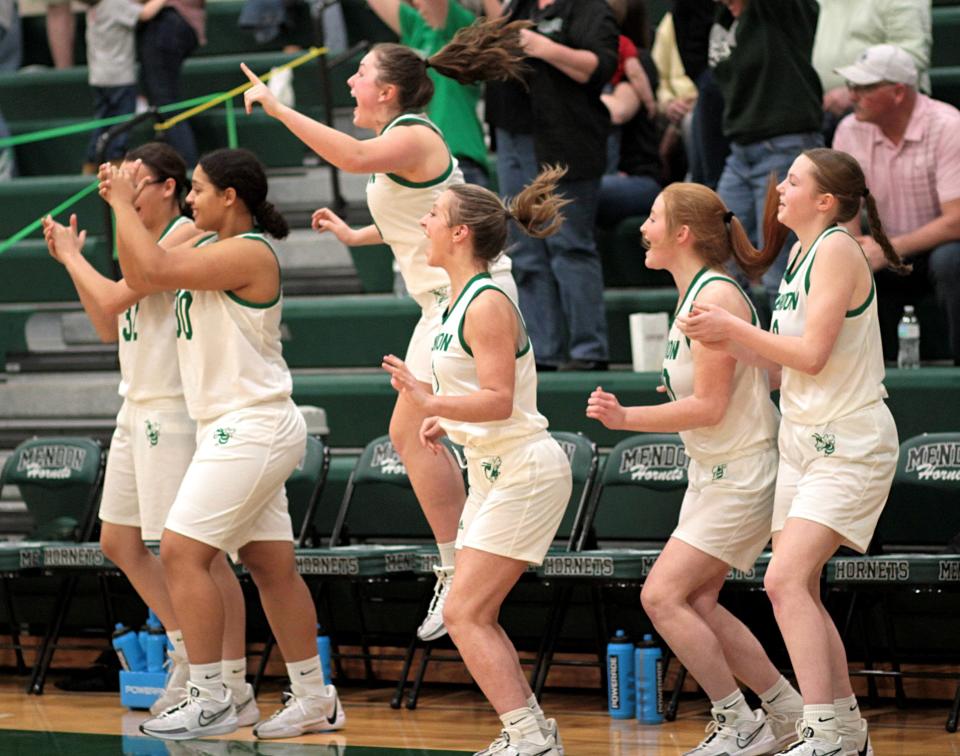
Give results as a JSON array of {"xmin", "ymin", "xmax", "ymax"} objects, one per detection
[
  {"xmin": 661, "ymin": 267, "xmax": 779, "ymax": 461},
  {"xmin": 771, "ymin": 226, "xmax": 888, "ymax": 425},
  {"xmin": 432, "ymin": 273, "xmax": 548, "ymax": 453},
  {"xmin": 174, "ymin": 233, "xmax": 292, "ymax": 421},
  {"xmin": 118, "ymin": 215, "xmax": 193, "ymax": 403}
]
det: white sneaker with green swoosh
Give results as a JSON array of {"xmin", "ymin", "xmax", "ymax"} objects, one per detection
[{"xmin": 139, "ymin": 682, "xmax": 238, "ymax": 740}]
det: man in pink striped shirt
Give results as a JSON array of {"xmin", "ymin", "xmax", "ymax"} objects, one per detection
[{"xmin": 833, "ymin": 44, "xmax": 960, "ymax": 365}]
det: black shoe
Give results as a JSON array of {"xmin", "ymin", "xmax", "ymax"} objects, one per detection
[{"xmin": 560, "ymin": 359, "xmax": 609, "ymax": 371}]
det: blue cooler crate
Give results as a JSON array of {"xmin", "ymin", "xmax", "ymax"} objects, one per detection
[{"xmin": 119, "ymin": 670, "xmax": 167, "ymax": 710}]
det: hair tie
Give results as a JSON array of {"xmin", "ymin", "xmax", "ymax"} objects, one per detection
[
  {"xmin": 723, "ymin": 210, "xmax": 735, "ymax": 224},
  {"xmin": 862, "ymin": 187, "xmax": 870, "ymax": 199},
  {"xmin": 424, "ymin": 58, "xmax": 432, "ymax": 70}
]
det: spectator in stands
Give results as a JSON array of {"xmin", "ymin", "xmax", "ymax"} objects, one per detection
[
  {"xmin": 486, "ymin": 0, "xmax": 619, "ymax": 371},
  {"xmin": 711, "ymin": 0, "xmax": 823, "ymax": 311},
  {"xmin": 365, "ymin": 0, "xmax": 492, "ymax": 187},
  {"xmin": 0, "ymin": 0, "xmax": 20, "ymax": 179},
  {"xmin": 138, "ymin": 0, "xmax": 206, "ymax": 166},
  {"xmin": 383, "ymin": 167, "xmax": 572, "ymax": 756},
  {"xmin": 45, "ymin": 0, "xmax": 75, "ymax": 68},
  {"xmin": 675, "ymin": 0, "xmax": 726, "ymax": 188},
  {"xmin": 680, "ymin": 147, "xmax": 905, "ymax": 756},
  {"xmin": 81, "ymin": 0, "xmax": 169, "ymax": 173},
  {"xmin": 242, "ymin": 20, "xmax": 524, "ymax": 645},
  {"xmin": 812, "ymin": 0, "xmax": 930, "ymax": 146},
  {"xmin": 42, "ymin": 143, "xmax": 259, "ymax": 722},
  {"xmin": 651, "ymin": 8, "xmax": 698, "ymax": 182},
  {"xmin": 587, "ymin": 182, "xmax": 803, "ymax": 755},
  {"xmin": 833, "ymin": 44, "xmax": 960, "ymax": 366},
  {"xmin": 101, "ymin": 149, "xmax": 344, "ymax": 741},
  {"xmin": 597, "ymin": 0, "xmax": 661, "ymax": 227}
]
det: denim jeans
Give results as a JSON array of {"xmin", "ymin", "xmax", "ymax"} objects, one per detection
[
  {"xmin": 138, "ymin": 8, "xmax": 199, "ymax": 166},
  {"xmin": 689, "ymin": 69, "xmax": 729, "ymax": 189},
  {"xmin": 457, "ymin": 156, "xmax": 489, "ymax": 189},
  {"xmin": 597, "ymin": 172, "xmax": 660, "ymax": 228},
  {"xmin": 876, "ymin": 240, "xmax": 960, "ymax": 365},
  {"xmin": 717, "ymin": 131, "xmax": 823, "ymax": 303},
  {"xmin": 496, "ymin": 129, "xmax": 608, "ymax": 365},
  {"xmin": 87, "ymin": 84, "xmax": 137, "ymax": 162}
]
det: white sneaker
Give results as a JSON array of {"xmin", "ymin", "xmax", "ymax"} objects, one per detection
[
  {"xmin": 775, "ymin": 720, "xmax": 846, "ymax": 755},
  {"xmin": 838, "ymin": 718, "xmax": 873, "ymax": 756},
  {"xmin": 233, "ymin": 682, "xmax": 261, "ymax": 727},
  {"xmin": 762, "ymin": 703, "xmax": 803, "ymax": 750},
  {"xmin": 139, "ymin": 683, "xmax": 238, "ymax": 741},
  {"xmin": 417, "ymin": 565, "xmax": 454, "ymax": 641},
  {"xmin": 543, "ymin": 718, "xmax": 564, "ymax": 756},
  {"xmin": 473, "ymin": 727, "xmax": 560, "ymax": 755},
  {"xmin": 253, "ymin": 685, "xmax": 345, "ymax": 739},
  {"xmin": 683, "ymin": 707, "xmax": 777, "ymax": 756},
  {"xmin": 150, "ymin": 648, "xmax": 190, "ymax": 715}
]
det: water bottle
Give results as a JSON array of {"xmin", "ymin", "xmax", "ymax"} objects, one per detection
[
  {"xmin": 146, "ymin": 624, "xmax": 167, "ymax": 673},
  {"xmin": 897, "ymin": 305, "xmax": 920, "ymax": 369},
  {"xmin": 112, "ymin": 622, "xmax": 147, "ymax": 672},
  {"xmin": 317, "ymin": 626, "xmax": 332, "ymax": 684},
  {"xmin": 606, "ymin": 630, "xmax": 635, "ymax": 719},
  {"xmin": 635, "ymin": 634, "xmax": 663, "ymax": 724}
]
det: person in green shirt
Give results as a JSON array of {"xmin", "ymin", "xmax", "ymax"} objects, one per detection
[{"xmin": 366, "ymin": 0, "xmax": 491, "ymax": 187}]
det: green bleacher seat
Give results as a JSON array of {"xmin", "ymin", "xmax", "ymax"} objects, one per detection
[
  {"xmin": 931, "ymin": 66, "xmax": 960, "ymax": 107},
  {"xmin": 933, "ymin": 6, "xmax": 960, "ymax": 68},
  {"xmin": 0, "ymin": 175, "xmax": 103, "ymax": 239},
  {"xmin": 597, "ymin": 216, "xmax": 673, "ymax": 288},
  {"xmin": 0, "ymin": 239, "xmax": 112, "ymax": 303}
]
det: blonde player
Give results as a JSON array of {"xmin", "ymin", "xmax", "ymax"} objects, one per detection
[
  {"xmin": 241, "ymin": 20, "xmax": 527, "ymax": 642},
  {"xmin": 98, "ymin": 148, "xmax": 343, "ymax": 741},
  {"xmin": 383, "ymin": 168, "xmax": 572, "ymax": 756},
  {"xmin": 42, "ymin": 143, "xmax": 256, "ymax": 721},
  {"xmin": 681, "ymin": 148, "xmax": 906, "ymax": 756},
  {"xmin": 586, "ymin": 183, "xmax": 803, "ymax": 756}
]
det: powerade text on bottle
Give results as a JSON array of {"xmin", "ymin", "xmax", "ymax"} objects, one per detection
[
  {"xmin": 112, "ymin": 623, "xmax": 146, "ymax": 672},
  {"xmin": 606, "ymin": 630, "xmax": 635, "ymax": 718},
  {"xmin": 635, "ymin": 633, "xmax": 663, "ymax": 723}
]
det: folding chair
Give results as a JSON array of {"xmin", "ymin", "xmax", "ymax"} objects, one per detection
[
  {"xmin": 829, "ymin": 432, "xmax": 960, "ymax": 731},
  {"xmin": 536, "ymin": 433, "xmax": 689, "ymax": 709},
  {"xmin": 392, "ymin": 431, "xmax": 600, "ymax": 709},
  {"xmin": 251, "ymin": 433, "xmax": 331, "ymax": 693},
  {"xmin": 320, "ymin": 434, "xmax": 433, "ymax": 681},
  {"xmin": 0, "ymin": 436, "xmax": 106, "ymax": 694}
]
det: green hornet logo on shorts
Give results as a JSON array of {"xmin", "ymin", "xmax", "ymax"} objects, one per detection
[
  {"xmin": 144, "ymin": 420, "xmax": 160, "ymax": 447},
  {"xmin": 711, "ymin": 463, "xmax": 726, "ymax": 481},
  {"xmin": 214, "ymin": 427, "xmax": 236, "ymax": 445},
  {"xmin": 481, "ymin": 456, "xmax": 502, "ymax": 482},
  {"xmin": 812, "ymin": 432, "xmax": 836, "ymax": 456}
]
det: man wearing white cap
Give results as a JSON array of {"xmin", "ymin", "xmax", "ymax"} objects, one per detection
[{"xmin": 833, "ymin": 43, "xmax": 960, "ymax": 366}]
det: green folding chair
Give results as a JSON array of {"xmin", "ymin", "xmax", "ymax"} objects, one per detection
[{"xmin": 0, "ymin": 436, "xmax": 105, "ymax": 694}]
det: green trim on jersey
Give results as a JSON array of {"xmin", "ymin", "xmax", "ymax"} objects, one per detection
[
  {"xmin": 802, "ymin": 226, "xmax": 846, "ymax": 295},
  {"xmin": 692, "ymin": 275, "xmax": 759, "ymax": 327},
  {"xmin": 784, "ymin": 225, "xmax": 839, "ymax": 285},
  {"xmin": 675, "ymin": 266, "xmax": 709, "ymax": 316},
  {"xmin": 458, "ymin": 284, "xmax": 529, "ymax": 359},
  {"xmin": 380, "ymin": 113, "xmax": 455, "ymax": 189},
  {"xmin": 845, "ymin": 278, "xmax": 875, "ymax": 317},
  {"xmin": 225, "ymin": 233, "xmax": 282, "ymax": 309},
  {"xmin": 442, "ymin": 271, "xmax": 491, "ymax": 324},
  {"xmin": 192, "ymin": 233, "xmax": 218, "ymax": 247},
  {"xmin": 157, "ymin": 215, "xmax": 190, "ymax": 243}
]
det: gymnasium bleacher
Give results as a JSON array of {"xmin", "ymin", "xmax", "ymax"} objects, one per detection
[{"xmin": 1, "ymin": 0, "xmax": 960, "ymax": 734}]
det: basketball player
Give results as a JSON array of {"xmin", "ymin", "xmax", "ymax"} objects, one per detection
[
  {"xmin": 98, "ymin": 149, "xmax": 343, "ymax": 740},
  {"xmin": 681, "ymin": 148, "xmax": 905, "ymax": 756}
]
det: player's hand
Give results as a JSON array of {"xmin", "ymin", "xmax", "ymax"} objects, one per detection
[
  {"xmin": 419, "ymin": 416, "xmax": 446, "ymax": 454},
  {"xmin": 678, "ymin": 301, "xmax": 736, "ymax": 348},
  {"xmin": 98, "ymin": 160, "xmax": 145, "ymax": 208},
  {"xmin": 43, "ymin": 213, "xmax": 86, "ymax": 264},
  {"xmin": 311, "ymin": 208, "xmax": 355, "ymax": 245},
  {"xmin": 586, "ymin": 386, "xmax": 627, "ymax": 430},
  {"xmin": 241, "ymin": 62, "xmax": 282, "ymax": 118},
  {"xmin": 382, "ymin": 354, "xmax": 431, "ymax": 409}
]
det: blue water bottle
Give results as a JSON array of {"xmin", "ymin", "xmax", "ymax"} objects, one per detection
[
  {"xmin": 146, "ymin": 624, "xmax": 167, "ymax": 673},
  {"xmin": 317, "ymin": 625, "xmax": 332, "ymax": 684},
  {"xmin": 606, "ymin": 630, "xmax": 635, "ymax": 719},
  {"xmin": 635, "ymin": 633, "xmax": 663, "ymax": 724},
  {"xmin": 112, "ymin": 622, "xmax": 147, "ymax": 672}
]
